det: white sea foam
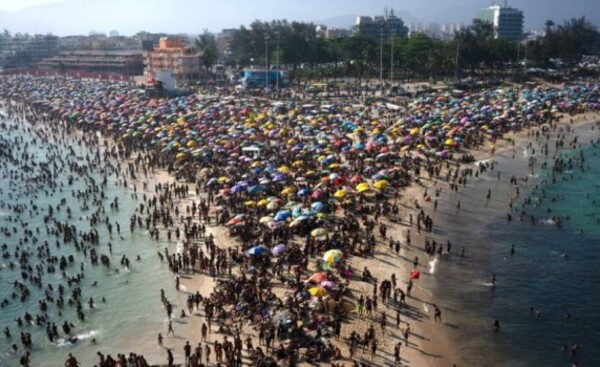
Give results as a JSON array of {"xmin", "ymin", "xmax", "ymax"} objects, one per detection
[
  {"xmin": 429, "ymin": 257, "xmax": 438, "ymax": 274},
  {"xmin": 57, "ymin": 330, "xmax": 99, "ymax": 347}
]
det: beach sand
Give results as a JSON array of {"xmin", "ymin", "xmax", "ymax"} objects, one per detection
[
  {"xmin": 125, "ymin": 108, "xmax": 599, "ymax": 367},
  {"xmin": 2, "ymin": 84, "xmax": 598, "ymax": 367}
]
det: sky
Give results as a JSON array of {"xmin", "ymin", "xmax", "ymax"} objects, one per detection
[{"xmin": 0, "ymin": 0, "xmax": 599, "ymax": 36}]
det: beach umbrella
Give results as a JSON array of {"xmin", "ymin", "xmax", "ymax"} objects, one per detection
[
  {"xmin": 226, "ymin": 216, "xmax": 244, "ymax": 226},
  {"xmin": 246, "ymin": 245, "xmax": 266, "ymax": 256},
  {"xmin": 272, "ymin": 310, "xmax": 292, "ymax": 322},
  {"xmin": 308, "ymin": 272, "xmax": 328, "ymax": 283},
  {"xmin": 311, "ymin": 201, "xmax": 325, "ymax": 212},
  {"xmin": 349, "ymin": 175, "xmax": 362, "ymax": 183},
  {"xmin": 374, "ymin": 180, "xmax": 388, "ymax": 190},
  {"xmin": 320, "ymin": 280, "xmax": 337, "ymax": 289},
  {"xmin": 281, "ymin": 187, "xmax": 294, "ymax": 196},
  {"xmin": 410, "ymin": 270, "xmax": 421, "ymax": 280},
  {"xmin": 356, "ymin": 183, "xmax": 370, "ymax": 193},
  {"xmin": 247, "ymin": 185, "xmax": 267, "ymax": 195},
  {"xmin": 311, "ymin": 190, "xmax": 325, "ymax": 199},
  {"xmin": 311, "ymin": 228, "xmax": 328, "ymax": 239},
  {"xmin": 333, "ymin": 189, "xmax": 347, "ymax": 199},
  {"xmin": 274, "ymin": 210, "xmax": 292, "ymax": 221},
  {"xmin": 308, "ymin": 286, "xmax": 327, "ymax": 297},
  {"xmin": 297, "ymin": 188, "xmax": 311, "ymax": 197},
  {"xmin": 323, "ymin": 249, "xmax": 343, "ymax": 263},
  {"xmin": 259, "ymin": 216, "xmax": 274, "ymax": 224},
  {"xmin": 271, "ymin": 244, "xmax": 286, "ymax": 256}
]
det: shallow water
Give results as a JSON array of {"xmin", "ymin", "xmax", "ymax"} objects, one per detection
[
  {"xmin": 430, "ymin": 125, "xmax": 600, "ymax": 366},
  {"xmin": 0, "ymin": 115, "xmax": 185, "ymax": 366}
]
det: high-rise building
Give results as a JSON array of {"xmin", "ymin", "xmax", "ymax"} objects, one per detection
[
  {"xmin": 353, "ymin": 12, "xmax": 408, "ymax": 40},
  {"xmin": 477, "ymin": 1, "xmax": 524, "ymax": 41}
]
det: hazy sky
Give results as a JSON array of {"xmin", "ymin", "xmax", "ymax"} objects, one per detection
[{"xmin": 0, "ymin": 0, "xmax": 599, "ymax": 36}]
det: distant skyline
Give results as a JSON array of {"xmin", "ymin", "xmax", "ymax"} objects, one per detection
[{"xmin": 0, "ymin": 0, "xmax": 599, "ymax": 36}]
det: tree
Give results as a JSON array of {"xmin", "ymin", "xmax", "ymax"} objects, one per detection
[{"xmin": 194, "ymin": 30, "xmax": 218, "ymax": 71}]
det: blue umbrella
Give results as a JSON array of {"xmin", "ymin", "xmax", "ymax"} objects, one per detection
[
  {"xmin": 297, "ymin": 188, "xmax": 311, "ymax": 197},
  {"xmin": 246, "ymin": 245, "xmax": 266, "ymax": 256},
  {"xmin": 247, "ymin": 185, "xmax": 267, "ymax": 195},
  {"xmin": 311, "ymin": 202, "xmax": 325, "ymax": 212},
  {"xmin": 231, "ymin": 185, "xmax": 245, "ymax": 193},
  {"xmin": 274, "ymin": 210, "xmax": 292, "ymax": 221}
]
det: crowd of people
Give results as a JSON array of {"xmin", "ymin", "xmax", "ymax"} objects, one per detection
[{"xmin": 0, "ymin": 75, "xmax": 598, "ymax": 366}]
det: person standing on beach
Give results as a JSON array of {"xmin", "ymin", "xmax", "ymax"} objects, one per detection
[
  {"xmin": 184, "ymin": 340, "xmax": 191, "ymax": 366},
  {"xmin": 434, "ymin": 304, "xmax": 442, "ymax": 322},
  {"xmin": 167, "ymin": 349, "xmax": 174, "ymax": 367},
  {"xmin": 403, "ymin": 324, "xmax": 410, "ymax": 346},
  {"xmin": 394, "ymin": 342, "xmax": 402, "ymax": 364},
  {"xmin": 167, "ymin": 321, "xmax": 174, "ymax": 336}
]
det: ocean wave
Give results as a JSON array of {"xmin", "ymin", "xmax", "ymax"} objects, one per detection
[{"xmin": 56, "ymin": 330, "xmax": 99, "ymax": 347}]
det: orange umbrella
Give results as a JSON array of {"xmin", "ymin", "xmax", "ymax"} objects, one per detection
[{"xmin": 308, "ymin": 272, "xmax": 328, "ymax": 283}]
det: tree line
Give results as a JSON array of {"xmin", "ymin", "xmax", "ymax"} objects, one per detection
[{"xmin": 195, "ymin": 17, "xmax": 600, "ymax": 83}]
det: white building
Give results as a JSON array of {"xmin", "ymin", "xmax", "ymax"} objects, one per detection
[{"xmin": 476, "ymin": 1, "xmax": 524, "ymax": 41}]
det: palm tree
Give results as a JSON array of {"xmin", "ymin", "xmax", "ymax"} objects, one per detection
[
  {"xmin": 545, "ymin": 20, "xmax": 555, "ymax": 35},
  {"xmin": 193, "ymin": 31, "xmax": 218, "ymax": 72}
]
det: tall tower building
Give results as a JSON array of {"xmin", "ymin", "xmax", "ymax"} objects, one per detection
[{"xmin": 477, "ymin": 1, "xmax": 524, "ymax": 41}]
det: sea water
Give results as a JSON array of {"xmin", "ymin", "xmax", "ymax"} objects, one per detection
[
  {"xmin": 430, "ymin": 124, "xmax": 600, "ymax": 367},
  {"xmin": 0, "ymin": 115, "xmax": 185, "ymax": 366}
]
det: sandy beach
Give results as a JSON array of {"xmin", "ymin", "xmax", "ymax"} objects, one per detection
[
  {"xmin": 125, "ymin": 109, "xmax": 600, "ymax": 367},
  {"xmin": 1, "ymin": 76, "xmax": 599, "ymax": 367}
]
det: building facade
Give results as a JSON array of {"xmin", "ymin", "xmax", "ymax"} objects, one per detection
[
  {"xmin": 477, "ymin": 3, "xmax": 524, "ymax": 41},
  {"xmin": 144, "ymin": 37, "xmax": 203, "ymax": 89},
  {"xmin": 353, "ymin": 15, "xmax": 409, "ymax": 40},
  {"xmin": 38, "ymin": 50, "xmax": 144, "ymax": 75},
  {"xmin": 0, "ymin": 34, "xmax": 59, "ymax": 68}
]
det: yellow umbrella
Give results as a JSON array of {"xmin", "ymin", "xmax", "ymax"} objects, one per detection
[
  {"xmin": 445, "ymin": 139, "xmax": 456, "ymax": 146},
  {"xmin": 278, "ymin": 166, "xmax": 291, "ymax": 173},
  {"xmin": 217, "ymin": 176, "xmax": 229, "ymax": 183},
  {"xmin": 333, "ymin": 189, "xmax": 346, "ymax": 198},
  {"xmin": 292, "ymin": 160, "xmax": 304, "ymax": 167},
  {"xmin": 244, "ymin": 200, "xmax": 257, "ymax": 207},
  {"xmin": 308, "ymin": 287, "xmax": 327, "ymax": 297},
  {"xmin": 356, "ymin": 183, "xmax": 370, "ymax": 193},
  {"xmin": 305, "ymin": 170, "xmax": 316, "ymax": 176},
  {"xmin": 257, "ymin": 199, "xmax": 269, "ymax": 206},
  {"xmin": 374, "ymin": 180, "xmax": 388, "ymax": 189},
  {"xmin": 251, "ymin": 161, "xmax": 262, "ymax": 168},
  {"xmin": 311, "ymin": 228, "xmax": 328, "ymax": 239},
  {"xmin": 176, "ymin": 152, "xmax": 186, "ymax": 160},
  {"xmin": 329, "ymin": 163, "xmax": 341, "ymax": 169},
  {"xmin": 281, "ymin": 187, "xmax": 294, "ymax": 195},
  {"xmin": 323, "ymin": 249, "xmax": 343, "ymax": 263}
]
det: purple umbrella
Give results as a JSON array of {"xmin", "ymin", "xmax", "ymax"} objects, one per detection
[
  {"xmin": 320, "ymin": 281, "xmax": 337, "ymax": 289},
  {"xmin": 271, "ymin": 244, "xmax": 286, "ymax": 256}
]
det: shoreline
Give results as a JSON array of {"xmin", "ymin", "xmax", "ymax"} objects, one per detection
[{"xmin": 0, "ymin": 77, "xmax": 599, "ymax": 367}]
